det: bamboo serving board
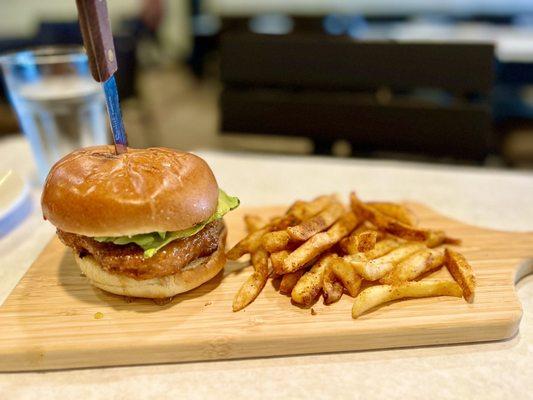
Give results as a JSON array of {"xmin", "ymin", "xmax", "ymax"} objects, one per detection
[{"xmin": 1, "ymin": 203, "xmax": 532, "ymax": 372}]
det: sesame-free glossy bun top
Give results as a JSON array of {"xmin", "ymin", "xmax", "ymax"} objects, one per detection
[{"xmin": 41, "ymin": 146, "xmax": 219, "ymax": 237}]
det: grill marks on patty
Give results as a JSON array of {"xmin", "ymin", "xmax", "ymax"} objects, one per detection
[{"xmin": 57, "ymin": 220, "xmax": 224, "ymax": 280}]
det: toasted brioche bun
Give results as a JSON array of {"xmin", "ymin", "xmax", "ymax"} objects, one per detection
[
  {"xmin": 75, "ymin": 226, "xmax": 227, "ymax": 298},
  {"xmin": 41, "ymin": 146, "xmax": 219, "ymax": 237}
]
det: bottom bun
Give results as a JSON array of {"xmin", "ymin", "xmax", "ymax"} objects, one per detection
[{"xmin": 75, "ymin": 227, "xmax": 227, "ymax": 299}]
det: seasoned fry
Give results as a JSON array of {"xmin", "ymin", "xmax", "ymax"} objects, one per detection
[
  {"xmin": 262, "ymin": 230, "xmax": 291, "ymax": 253},
  {"xmin": 287, "ymin": 195, "xmax": 336, "ymax": 220},
  {"xmin": 350, "ymin": 192, "xmax": 430, "ymax": 241},
  {"xmin": 323, "ymin": 263, "xmax": 344, "ymax": 305},
  {"xmin": 367, "ymin": 202, "xmax": 417, "ymax": 226},
  {"xmin": 380, "ymin": 248, "xmax": 445, "ymax": 285},
  {"xmin": 347, "ymin": 243, "xmax": 425, "ymax": 281},
  {"xmin": 283, "ymin": 212, "xmax": 358, "ymax": 273},
  {"xmin": 343, "ymin": 238, "xmax": 402, "ymax": 263},
  {"xmin": 445, "ymin": 248, "xmax": 476, "ymax": 303},
  {"xmin": 340, "ymin": 229, "xmax": 381, "ymax": 255},
  {"xmin": 280, "ymin": 269, "xmax": 306, "ymax": 295},
  {"xmin": 232, "ymin": 248, "xmax": 269, "ymax": 311},
  {"xmin": 340, "ymin": 223, "xmax": 376, "ymax": 254},
  {"xmin": 270, "ymin": 250, "xmax": 290, "ymax": 275},
  {"xmin": 425, "ymin": 230, "xmax": 462, "ymax": 248},
  {"xmin": 356, "ymin": 230, "xmax": 378, "ymax": 252},
  {"xmin": 330, "ymin": 259, "xmax": 362, "ymax": 297},
  {"xmin": 231, "ymin": 192, "xmax": 474, "ymax": 319},
  {"xmin": 244, "ymin": 214, "xmax": 266, "ymax": 233},
  {"xmin": 287, "ymin": 202, "xmax": 345, "ymax": 241},
  {"xmin": 363, "ymin": 239, "xmax": 402, "ymax": 260},
  {"xmin": 323, "ymin": 256, "xmax": 362, "ymax": 304},
  {"xmin": 227, "ymin": 215, "xmax": 297, "ymax": 260},
  {"xmin": 352, "ymin": 280, "xmax": 463, "ymax": 318},
  {"xmin": 291, "ymin": 254, "xmax": 335, "ymax": 306}
]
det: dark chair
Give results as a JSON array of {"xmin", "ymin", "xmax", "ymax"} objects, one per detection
[{"xmin": 219, "ymin": 32, "xmax": 495, "ymax": 161}]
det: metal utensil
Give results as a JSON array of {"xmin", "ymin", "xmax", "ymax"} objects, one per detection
[{"xmin": 75, "ymin": 0, "xmax": 128, "ymax": 154}]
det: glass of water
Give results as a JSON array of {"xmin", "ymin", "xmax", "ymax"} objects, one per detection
[{"xmin": 0, "ymin": 46, "xmax": 109, "ymax": 183}]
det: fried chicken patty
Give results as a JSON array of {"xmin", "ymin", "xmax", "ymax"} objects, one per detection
[{"xmin": 57, "ymin": 220, "xmax": 225, "ymax": 280}]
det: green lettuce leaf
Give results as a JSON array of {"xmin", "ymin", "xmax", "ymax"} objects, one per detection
[{"xmin": 95, "ymin": 189, "xmax": 239, "ymax": 258}]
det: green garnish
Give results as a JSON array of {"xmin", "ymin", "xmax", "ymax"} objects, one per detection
[{"xmin": 95, "ymin": 189, "xmax": 239, "ymax": 258}]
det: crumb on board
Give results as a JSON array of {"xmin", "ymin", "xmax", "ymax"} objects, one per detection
[
  {"xmin": 204, "ymin": 301, "xmax": 212, "ymax": 306},
  {"xmin": 94, "ymin": 312, "xmax": 104, "ymax": 320},
  {"xmin": 310, "ymin": 308, "xmax": 317, "ymax": 315}
]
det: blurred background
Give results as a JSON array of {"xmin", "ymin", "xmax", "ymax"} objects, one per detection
[{"xmin": 2, "ymin": 0, "xmax": 533, "ymax": 168}]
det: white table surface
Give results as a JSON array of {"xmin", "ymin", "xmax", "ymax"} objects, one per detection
[{"xmin": 1, "ymin": 135, "xmax": 532, "ymax": 399}]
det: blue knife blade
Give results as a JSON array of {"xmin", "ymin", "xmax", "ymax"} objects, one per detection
[{"xmin": 103, "ymin": 75, "xmax": 128, "ymax": 154}]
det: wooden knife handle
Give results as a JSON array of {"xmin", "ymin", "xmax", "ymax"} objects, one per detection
[{"xmin": 76, "ymin": 0, "xmax": 117, "ymax": 82}]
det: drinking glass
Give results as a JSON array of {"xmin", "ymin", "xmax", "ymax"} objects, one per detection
[{"xmin": 0, "ymin": 46, "xmax": 109, "ymax": 183}]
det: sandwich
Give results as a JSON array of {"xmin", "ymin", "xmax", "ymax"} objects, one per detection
[{"xmin": 41, "ymin": 145, "xmax": 239, "ymax": 299}]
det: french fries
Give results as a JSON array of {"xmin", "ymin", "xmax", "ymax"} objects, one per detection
[
  {"xmin": 379, "ymin": 248, "xmax": 445, "ymax": 285},
  {"xmin": 292, "ymin": 254, "xmax": 334, "ymax": 306},
  {"xmin": 367, "ymin": 202, "xmax": 417, "ymax": 226},
  {"xmin": 280, "ymin": 269, "xmax": 305, "ymax": 295},
  {"xmin": 352, "ymin": 280, "xmax": 463, "ymax": 318},
  {"xmin": 347, "ymin": 243, "xmax": 425, "ymax": 281},
  {"xmin": 227, "ymin": 215, "xmax": 297, "ymax": 260},
  {"xmin": 229, "ymin": 192, "xmax": 475, "ymax": 319},
  {"xmin": 270, "ymin": 250, "xmax": 289, "ymax": 275},
  {"xmin": 244, "ymin": 214, "xmax": 266, "ymax": 233},
  {"xmin": 287, "ymin": 202, "xmax": 345, "ymax": 241},
  {"xmin": 350, "ymin": 192, "xmax": 430, "ymax": 241},
  {"xmin": 425, "ymin": 230, "xmax": 462, "ymax": 248},
  {"xmin": 355, "ymin": 230, "xmax": 378, "ymax": 252},
  {"xmin": 323, "ymin": 263, "xmax": 344, "ymax": 304},
  {"xmin": 445, "ymin": 248, "xmax": 476, "ymax": 303},
  {"xmin": 288, "ymin": 195, "xmax": 336, "ymax": 220},
  {"xmin": 262, "ymin": 230, "xmax": 291, "ymax": 253},
  {"xmin": 232, "ymin": 248, "xmax": 269, "ymax": 311},
  {"xmin": 282, "ymin": 212, "xmax": 358, "ymax": 273},
  {"xmin": 323, "ymin": 256, "xmax": 362, "ymax": 304}
]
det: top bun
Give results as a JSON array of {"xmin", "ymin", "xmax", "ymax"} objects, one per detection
[{"xmin": 41, "ymin": 146, "xmax": 219, "ymax": 237}]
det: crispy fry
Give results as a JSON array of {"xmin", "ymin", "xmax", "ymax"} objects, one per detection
[
  {"xmin": 445, "ymin": 248, "xmax": 476, "ymax": 303},
  {"xmin": 227, "ymin": 215, "xmax": 297, "ymax": 260},
  {"xmin": 346, "ymin": 243, "xmax": 425, "ymax": 281},
  {"xmin": 244, "ymin": 214, "xmax": 266, "ymax": 233},
  {"xmin": 291, "ymin": 254, "xmax": 335, "ymax": 306},
  {"xmin": 350, "ymin": 192, "xmax": 430, "ymax": 241},
  {"xmin": 287, "ymin": 202, "xmax": 345, "ymax": 241},
  {"xmin": 425, "ymin": 230, "xmax": 462, "ymax": 248},
  {"xmin": 363, "ymin": 239, "xmax": 402, "ymax": 260},
  {"xmin": 287, "ymin": 195, "xmax": 336, "ymax": 220},
  {"xmin": 330, "ymin": 258, "xmax": 362, "ymax": 297},
  {"xmin": 323, "ymin": 264, "xmax": 344, "ymax": 305},
  {"xmin": 352, "ymin": 280, "xmax": 463, "ymax": 318},
  {"xmin": 282, "ymin": 212, "xmax": 358, "ymax": 273},
  {"xmin": 232, "ymin": 192, "xmax": 474, "ymax": 319},
  {"xmin": 380, "ymin": 248, "xmax": 445, "ymax": 285},
  {"xmin": 270, "ymin": 250, "xmax": 290, "ymax": 275},
  {"xmin": 232, "ymin": 248, "xmax": 269, "ymax": 311},
  {"xmin": 262, "ymin": 230, "xmax": 291, "ymax": 253},
  {"xmin": 340, "ymin": 228, "xmax": 382, "ymax": 255},
  {"xmin": 356, "ymin": 230, "xmax": 378, "ymax": 252},
  {"xmin": 323, "ymin": 256, "xmax": 362, "ymax": 304},
  {"xmin": 367, "ymin": 202, "xmax": 417, "ymax": 226},
  {"xmin": 279, "ymin": 269, "xmax": 306, "ymax": 295}
]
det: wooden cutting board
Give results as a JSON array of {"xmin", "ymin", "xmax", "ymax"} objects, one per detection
[{"xmin": 1, "ymin": 203, "xmax": 532, "ymax": 372}]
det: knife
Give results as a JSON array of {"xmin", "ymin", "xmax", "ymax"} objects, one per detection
[{"xmin": 75, "ymin": 0, "xmax": 128, "ymax": 155}]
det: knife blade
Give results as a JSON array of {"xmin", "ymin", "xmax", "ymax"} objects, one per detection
[{"xmin": 75, "ymin": 0, "xmax": 128, "ymax": 154}]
